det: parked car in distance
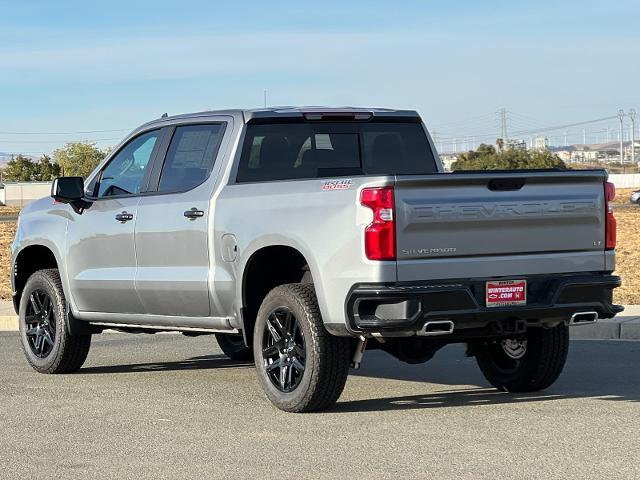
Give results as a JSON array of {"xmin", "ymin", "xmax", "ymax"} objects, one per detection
[
  {"xmin": 12, "ymin": 107, "xmax": 622, "ymax": 412},
  {"xmin": 631, "ymin": 189, "xmax": 640, "ymax": 205}
]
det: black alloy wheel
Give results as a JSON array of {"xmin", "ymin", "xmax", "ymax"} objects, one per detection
[
  {"xmin": 253, "ymin": 283, "xmax": 351, "ymax": 412},
  {"xmin": 261, "ymin": 307, "xmax": 306, "ymax": 393},
  {"xmin": 19, "ymin": 269, "xmax": 92, "ymax": 374},
  {"xmin": 24, "ymin": 289, "xmax": 56, "ymax": 358}
]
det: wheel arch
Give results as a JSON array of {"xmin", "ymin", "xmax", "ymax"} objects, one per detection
[
  {"xmin": 13, "ymin": 243, "xmax": 94, "ymax": 336},
  {"xmin": 240, "ymin": 244, "xmax": 315, "ymax": 347},
  {"xmin": 13, "ymin": 244, "xmax": 61, "ymax": 312}
]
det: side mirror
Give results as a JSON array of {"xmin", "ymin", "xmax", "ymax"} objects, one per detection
[{"xmin": 51, "ymin": 176, "xmax": 84, "ymax": 203}]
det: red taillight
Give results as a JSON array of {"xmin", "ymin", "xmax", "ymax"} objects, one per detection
[
  {"xmin": 605, "ymin": 181, "xmax": 616, "ymax": 250},
  {"xmin": 360, "ymin": 186, "xmax": 395, "ymax": 260}
]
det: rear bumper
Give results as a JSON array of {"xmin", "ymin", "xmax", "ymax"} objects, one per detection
[{"xmin": 345, "ymin": 273, "xmax": 622, "ymax": 336}]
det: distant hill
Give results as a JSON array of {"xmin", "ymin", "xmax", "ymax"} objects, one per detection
[{"xmin": 0, "ymin": 153, "xmax": 38, "ymax": 165}]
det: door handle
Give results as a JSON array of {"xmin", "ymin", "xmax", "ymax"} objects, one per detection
[
  {"xmin": 115, "ymin": 212, "xmax": 134, "ymax": 222},
  {"xmin": 184, "ymin": 208, "xmax": 205, "ymax": 220}
]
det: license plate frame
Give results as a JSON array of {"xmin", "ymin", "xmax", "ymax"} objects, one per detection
[{"xmin": 485, "ymin": 279, "xmax": 527, "ymax": 307}]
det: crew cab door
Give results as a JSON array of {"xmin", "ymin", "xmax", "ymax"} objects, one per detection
[
  {"xmin": 66, "ymin": 129, "xmax": 162, "ymax": 314},
  {"xmin": 133, "ymin": 122, "xmax": 227, "ymax": 317}
]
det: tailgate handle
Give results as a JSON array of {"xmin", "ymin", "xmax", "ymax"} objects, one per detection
[{"xmin": 488, "ymin": 178, "xmax": 526, "ymax": 191}]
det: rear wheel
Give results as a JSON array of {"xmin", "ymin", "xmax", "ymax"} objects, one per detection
[
  {"xmin": 475, "ymin": 324, "xmax": 569, "ymax": 392},
  {"xmin": 253, "ymin": 283, "xmax": 351, "ymax": 412},
  {"xmin": 215, "ymin": 333, "xmax": 254, "ymax": 361},
  {"xmin": 19, "ymin": 269, "xmax": 92, "ymax": 374}
]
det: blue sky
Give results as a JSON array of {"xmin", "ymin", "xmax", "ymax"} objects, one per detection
[{"xmin": 1, "ymin": 0, "xmax": 640, "ymax": 154}]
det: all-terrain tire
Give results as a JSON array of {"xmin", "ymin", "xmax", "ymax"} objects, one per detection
[
  {"xmin": 475, "ymin": 324, "xmax": 569, "ymax": 392},
  {"xmin": 215, "ymin": 333, "xmax": 254, "ymax": 361},
  {"xmin": 19, "ymin": 269, "xmax": 91, "ymax": 374},
  {"xmin": 253, "ymin": 283, "xmax": 351, "ymax": 413}
]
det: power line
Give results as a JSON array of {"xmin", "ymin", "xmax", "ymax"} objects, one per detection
[
  {"xmin": 0, "ymin": 128, "xmax": 131, "ymax": 135},
  {"xmin": 436, "ymin": 114, "xmax": 619, "ymax": 141},
  {"xmin": 430, "ymin": 112, "xmax": 497, "ymax": 130},
  {"xmin": 0, "ymin": 138, "xmax": 121, "ymax": 144}
]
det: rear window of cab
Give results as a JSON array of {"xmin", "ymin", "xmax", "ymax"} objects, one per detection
[{"xmin": 236, "ymin": 122, "xmax": 437, "ymax": 182}]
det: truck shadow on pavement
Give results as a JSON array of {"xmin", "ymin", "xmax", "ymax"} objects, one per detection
[
  {"xmin": 80, "ymin": 354, "xmax": 254, "ymax": 374},
  {"xmin": 333, "ymin": 387, "xmax": 571, "ymax": 412},
  {"xmin": 78, "ymin": 339, "xmax": 640, "ymax": 412},
  {"xmin": 335, "ymin": 340, "xmax": 640, "ymax": 412}
]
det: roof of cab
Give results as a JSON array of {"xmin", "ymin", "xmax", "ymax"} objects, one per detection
[{"xmin": 137, "ymin": 106, "xmax": 420, "ymax": 130}]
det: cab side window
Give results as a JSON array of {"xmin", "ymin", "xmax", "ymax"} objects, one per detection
[
  {"xmin": 157, "ymin": 124, "xmax": 225, "ymax": 193},
  {"xmin": 96, "ymin": 130, "xmax": 159, "ymax": 198}
]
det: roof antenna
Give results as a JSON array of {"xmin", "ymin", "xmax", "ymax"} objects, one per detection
[{"xmin": 161, "ymin": 112, "xmax": 168, "ymax": 118}]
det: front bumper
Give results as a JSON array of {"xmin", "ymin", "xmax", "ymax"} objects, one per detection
[{"xmin": 345, "ymin": 273, "xmax": 622, "ymax": 335}]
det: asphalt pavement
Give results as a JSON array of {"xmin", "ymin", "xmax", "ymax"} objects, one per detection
[{"xmin": 1, "ymin": 332, "xmax": 639, "ymax": 479}]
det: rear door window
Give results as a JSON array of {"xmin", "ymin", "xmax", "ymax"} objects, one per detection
[
  {"xmin": 236, "ymin": 122, "xmax": 436, "ymax": 182},
  {"xmin": 157, "ymin": 124, "xmax": 225, "ymax": 193}
]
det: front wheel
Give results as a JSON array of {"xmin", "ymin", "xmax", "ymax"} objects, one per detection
[
  {"xmin": 475, "ymin": 324, "xmax": 569, "ymax": 392},
  {"xmin": 19, "ymin": 269, "xmax": 92, "ymax": 374},
  {"xmin": 253, "ymin": 283, "xmax": 352, "ymax": 413},
  {"xmin": 215, "ymin": 333, "xmax": 254, "ymax": 361}
]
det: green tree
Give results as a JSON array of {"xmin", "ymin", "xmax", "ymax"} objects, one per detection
[
  {"xmin": 34, "ymin": 154, "xmax": 62, "ymax": 181},
  {"xmin": 53, "ymin": 141, "xmax": 106, "ymax": 178},
  {"xmin": 3, "ymin": 154, "xmax": 39, "ymax": 181},
  {"xmin": 452, "ymin": 144, "xmax": 566, "ymax": 171}
]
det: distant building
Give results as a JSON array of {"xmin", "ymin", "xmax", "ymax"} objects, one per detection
[
  {"xmin": 439, "ymin": 153, "xmax": 457, "ymax": 172},
  {"xmin": 623, "ymin": 140, "xmax": 640, "ymax": 162},
  {"xmin": 534, "ymin": 136, "xmax": 549, "ymax": 151},
  {"xmin": 554, "ymin": 150, "xmax": 573, "ymax": 162},
  {"xmin": 506, "ymin": 139, "xmax": 527, "ymax": 151}
]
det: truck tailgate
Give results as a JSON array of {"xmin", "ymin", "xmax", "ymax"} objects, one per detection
[{"xmin": 394, "ymin": 170, "xmax": 607, "ymax": 281}]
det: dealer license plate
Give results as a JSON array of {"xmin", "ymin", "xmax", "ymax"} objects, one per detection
[{"xmin": 485, "ymin": 280, "xmax": 527, "ymax": 307}]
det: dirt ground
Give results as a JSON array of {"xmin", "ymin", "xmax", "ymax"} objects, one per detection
[
  {"xmin": 613, "ymin": 188, "xmax": 639, "ymax": 205},
  {"xmin": 0, "ymin": 206, "xmax": 24, "ymax": 216},
  {"xmin": 613, "ymin": 208, "xmax": 640, "ymax": 304},
  {"xmin": 0, "ymin": 220, "xmax": 16, "ymax": 301},
  {"xmin": 0, "ymin": 207, "xmax": 638, "ymax": 305}
]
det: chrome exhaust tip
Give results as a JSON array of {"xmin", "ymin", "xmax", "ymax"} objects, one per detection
[
  {"xmin": 569, "ymin": 311, "xmax": 598, "ymax": 325},
  {"xmin": 418, "ymin": 320, "xmax": 455, "ymax": 336}
]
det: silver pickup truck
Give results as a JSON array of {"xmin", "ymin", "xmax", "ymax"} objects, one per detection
[{"xmin": 12, "ymin": 107, "xmax": 621, "ymax": 412}]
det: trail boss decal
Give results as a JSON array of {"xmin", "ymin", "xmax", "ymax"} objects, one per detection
[{"xmin": 321, "ymin": 179, "xmax": 353, "ymax": 191}]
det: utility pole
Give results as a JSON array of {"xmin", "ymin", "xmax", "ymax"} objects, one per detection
[
  {"xmin": 563, "ymin": 131, "xmax": 568, "ymax": 147},
  {"xmin": 629, "ymin": 108, "xmax": 636, "ymax": 164},
  {"xmin": 618, "ymin": 109, "xmax": 625, "ymax": 163},
  {"xmin": 500, "ymin": 108, "xmax": 508, "ymax": 146},
  {"xmin": 263, "ymin": 90, "xmax": 267, "ymax": 108},
  {"xmin": 583, "ymin": 128, "xmax": 586, "ymax": 145},
  {"xmin": 606, "ymin": 127, "xmax": 610, "ymax": 143}
]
